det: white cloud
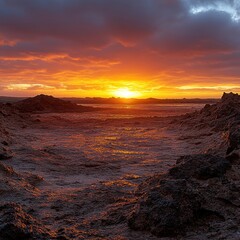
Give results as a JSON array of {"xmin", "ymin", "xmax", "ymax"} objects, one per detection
[
  {"xmin": 188, "ymin": 0, "xmax": 240, "ymax": 21},
  {"xmin": 6, "ymin": 84, "xmax": 54, "ymax": 90}
]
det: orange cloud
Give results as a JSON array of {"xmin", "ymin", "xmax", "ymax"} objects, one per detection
[{"xmin": 0, "ymin": 0, "xmax": 240, "ymax": 98}]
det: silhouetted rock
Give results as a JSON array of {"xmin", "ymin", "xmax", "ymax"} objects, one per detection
[
  {"xmin": 178, "ymin": 92, "xmax": 240, "ymax": 131},
  {"xmin": 14, "ymin": 94, "xmax": 97, "ymax": 113}
]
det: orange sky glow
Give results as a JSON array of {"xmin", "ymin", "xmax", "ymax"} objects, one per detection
[{"xmin": 0, "ymin": 0, "xmax": 240, "ymax": 98}]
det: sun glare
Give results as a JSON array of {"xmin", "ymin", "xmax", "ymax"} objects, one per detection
[{"xmin": 113, "ymin": 88, "xmax": 140, "ymax": 98}]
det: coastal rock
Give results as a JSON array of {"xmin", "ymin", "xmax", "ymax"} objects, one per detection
[
  {"xmin": 14, "ymin": 94, "xmax": 96, "ymax": 113},
  {"xmin": 178, "ymin": 92, "xmax": 240, "ymax": 131},
  {"xmin": 0, "ymin": 203, "xmax": 53, "ymax": 240},
  {"xmin": 227, "ymin": 126, "xmax": 240, "ymax": 154},
  {"xmin": 128, "ymin": 153, "xmax": 240, "ymax": 238},
  {"xmin": 169, "ymin": 154, "xmax": 230, "ymax": 180},
  {"xmin": 129, "ymin": 179, "xmax": 202, "ymax": 237}
]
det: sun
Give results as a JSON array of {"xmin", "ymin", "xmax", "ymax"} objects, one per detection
[{"xmin": 113, "ymin": 88, "xmax": 140, "ymax": 98}]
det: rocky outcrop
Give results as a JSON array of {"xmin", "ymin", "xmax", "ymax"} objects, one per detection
[
  {"xmin": 129, "ymin": 93, "xmax": 240, "ymax": 239},
  {"xmin": 177, "ymin": 92, "xmax": 240, "ymax": 131},
  {"xmin": 14, "ymin": 94, "xmax": 97, "ymax": 113},
  {"xmin": 128, "ymin": 153, "xmax": 240, "ymax": 239},
  {"xmin": 169, "ymin": 154, "xmax": 230, "ymax": 180},
  {"xmin": 0, "ymin": 203, "xmax": 53, "ymax": 240}
]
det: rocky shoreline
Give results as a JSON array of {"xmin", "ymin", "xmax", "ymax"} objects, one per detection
[
  {"xmin": 0, "ymin": 93, "xmax": 239, "ymax": 239},
  {"xmin": 129, "ymin": 92, "xmax": 240, "ymax": 239},
  {"xmin": 0, "ymin": 103, "xmax": 52, "ymax": 239}
]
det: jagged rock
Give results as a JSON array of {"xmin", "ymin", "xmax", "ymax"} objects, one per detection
[
  {"xmin": 128, "ymin": 153, "xmax": 240, "ymax": 238},
  {"xmin": 129, "ymin": 179, "xmax": 202, "ymax": 237},
  {"xmin": 14, "ymin": 94, "xmax": 97, "ymax": 113},
  {"xmin": 0, "ymin": 203, "xmax": 53, "ymax": 240},
  {"xmin": 178, "ymin": 92, "xmax": 240, "ymax": 131},
  {"xmin": 169, "ymin": 154, "xmax": 230, "ymax": 180},
  {"xmin": 221, "ymin": 92, "xmax": 240, "ymax": 102},
  {"xmin": 227, "ymin": 126, "xmax": 240, "ymax": 154}
]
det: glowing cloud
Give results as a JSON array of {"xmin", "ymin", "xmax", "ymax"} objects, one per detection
[
  {"xmin": 0, "ymin": 0, "xmax": 240, "ymax": 98},
  {"xmin": 6, "ymin": 84, "xmax": 55, "ymax": 90},
  {"xmin": 188, "ymin": 0, "xmax": 240, "ymax": 21}
]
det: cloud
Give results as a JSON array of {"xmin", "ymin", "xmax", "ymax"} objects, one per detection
[
  {"xmin": 6, "ymin": 83, "xmax": 54, "ymax": 90},
  {"xmin": 0, "ymin": 0, "xmax": 158, "ymax": 48},
  {"xmin": 0, "ymin": 0, "xmax": 240, "ymax": 97}
]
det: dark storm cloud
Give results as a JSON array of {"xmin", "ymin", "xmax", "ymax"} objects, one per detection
[
  {"xmin": 0, "ymin": 0, "xmax": 240, "ymax": 95},
  {"xmin": 0, "ymin": 0, "xmax": 159, "ymax": 47},
  {"xmin": 0, "ymin": 0, "xmax": 239, "ymax": 54},
  {"xmin": 152, "ymin": 10, "xmax": 240, "ymax": 54}
]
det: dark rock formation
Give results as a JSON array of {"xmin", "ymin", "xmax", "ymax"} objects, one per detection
[
  {"xmin": 0, "ymin": 203, "xmax": 53, "ymax": 240},
  {"xmin": 227, "ymin": 126, "xmax": 240, "ymax": 155},
  {"xmin": 128, "ymin": 153, "xmax": 240, "ymax": 239},
  {"xmin": 169, "ymin": 154, "xmax": 230, "ymax": 180},
  {"xmin": 14, "ymin": 94, "xmax": 97, "ymax": 113},
  {"xmin": 129, "ymin": 178, "xmax": 203, "ymax": 237},
  {"xmin": 129, "ymin": 93, "xmax": 240, "ymax": 239},
  {"xmin": 177, "ymin": 92, "xmax": 240, "ymax": 131}
]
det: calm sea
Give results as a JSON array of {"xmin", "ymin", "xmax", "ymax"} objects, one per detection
[{"xmin": 75, "ymin": 103, "xmax": 205, "ymax": 119}]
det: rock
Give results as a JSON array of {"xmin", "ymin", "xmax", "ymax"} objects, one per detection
[
  {"xmin": 169, "ymin": 154, "xmax": 230, "ymax": 180},
  {"xmin": 0, "ymin": 203, "xmax": 53, "ymax": 240},
  {"xmin": 14, "ymin": 94, "xmax": 97, "ymax": 113},
  {"xmin": 178, "ymin": 92, "xmax": 240, "ymax": 131},
  {"xmin": 221, "ymin": 92, "xmax": 240, "ymax": 102},
  {"xmin": 129, "ymin": 179, "xmax": 202, "ymax": 237},
  {"xmin": 128, "ymin": 153, "xmax": 240, "ymax": 238},
  {"xmin": 227, "ymin": 126, "xmax": 240, "ymax": 154},
  {"xmin": 226, "ymin": 149, "xmax": 240, "ymax": 164}
]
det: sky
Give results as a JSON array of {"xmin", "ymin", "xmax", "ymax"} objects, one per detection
[{"xmin": 0, "ymin": 0, "xmax": 240, "ymax": 98}]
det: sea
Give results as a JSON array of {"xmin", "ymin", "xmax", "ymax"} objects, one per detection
[{"xmin": 75, "ymin": 103, "xmax": 205, "ymax": 119}]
